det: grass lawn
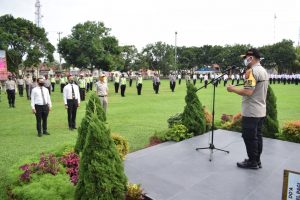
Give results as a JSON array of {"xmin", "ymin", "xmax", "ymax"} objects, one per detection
[{"xmin": 0, "ymin": 79, "xmax": 299, "ymax": 199}]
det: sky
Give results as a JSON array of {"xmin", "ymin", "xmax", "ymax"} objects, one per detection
[{"xmin": 1, "ymin": 0, "xmax": 300, "ymax": 61}]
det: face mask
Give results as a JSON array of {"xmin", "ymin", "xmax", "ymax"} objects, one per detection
[
  {"xmin": 243, "ymin": 57, "xmax": 252, "ymax": 67},
  {"xmin": 38, "ymin": 83, "xmax": 44, "ymax": 87}
]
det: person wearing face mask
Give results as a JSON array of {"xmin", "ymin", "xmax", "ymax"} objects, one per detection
[
  {"xmin": 227, "ymin": 48, "xmax": 268, "ymax": 169},
  {"xmin": 63, "ymin": 75, "xmax": 80, "ymax": 130},
  {"xmin": 31, "ymin": 78, "xmax": 52, "ymax": 137},
  {"xmin": 5, "ymin": 75, "xmax": 17, "ymax": 108}
]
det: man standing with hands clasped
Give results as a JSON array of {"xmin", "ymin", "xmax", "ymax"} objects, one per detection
[
  {"xmin": 227, "ymin": 48, "xmax": 268, "ymax": 169},
  {"xmin": 63, "ymin": 75, "xmax": 80, "ymax": 131},
  {"xmin": 31, "ymin": 78, "xmax": 52, "ymax": 137}
]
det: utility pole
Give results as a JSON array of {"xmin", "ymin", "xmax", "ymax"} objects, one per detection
[
  {"xmin": 57, "ymin": 32, "xmax": 63, "ymax": 71},
  {"xmin": 175, "ymin": 31, "xmax": 178, "ymax": 71},
  {"xmin": 298, "ymin": 26, "xmax": 300, "ymax": 47}
]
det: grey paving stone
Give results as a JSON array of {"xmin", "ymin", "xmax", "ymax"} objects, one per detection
[{"xmin": 125, "ymin": 130, "xmax": 300, "ymax": 200}]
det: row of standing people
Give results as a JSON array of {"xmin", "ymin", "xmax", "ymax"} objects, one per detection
[
  {"xmin": 268, "ymin": 74, "xmax": 300, "ymax": 85},
  {"xmin": 113, "ymin": 73, "xmax": 143, "ymax": 96}
]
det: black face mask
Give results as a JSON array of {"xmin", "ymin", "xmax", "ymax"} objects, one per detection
[{"xmin": 38, "ymin": 83, "xmax": 44, "ymax": 87}]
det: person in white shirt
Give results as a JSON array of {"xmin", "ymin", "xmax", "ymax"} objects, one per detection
[
  {"xmin": 31, "ymin": 78, "xmax": 52, "ymax": 137},
  {"xmin": 204, "ymin": 74, "xmax": 208, "ymax": 88},
  {"xmin": 231, "ymin": 74, "xmax": 235, "ymax": 85},
  {"xmin": 223, "ymin": 74, "xmax": 229, "ymax": 86},
  {"xmin": 192, "ymin": 73, "xmax": 197, "ymax": 85},
  {"xmin": 95, "ymin": 74, "xmax": 108, "ymax": 113},
  {"xmin": 63, "ymin": 75, "xmax": 80, "ymax": 130},
  {"xmin": 177, "ymin": 73, "xmax": 182, "ymax": 85}
]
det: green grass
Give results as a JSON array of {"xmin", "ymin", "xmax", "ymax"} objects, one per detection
[{"xmin": 0, "ymin": 80, "xmax": 299, "ymax": 199}]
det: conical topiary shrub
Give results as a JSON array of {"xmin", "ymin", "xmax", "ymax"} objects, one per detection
[
  {"xmin": 75, "ymin": 114, "xmax": 127, "ymax": 200},
  {"xmin": 75, "ymin": 93, "xmax": 106, "ymax": 154},
  {"xmin": 262, "ymin": 86, "xmax": 279, "ymax": 138},
  {"xmin": 182, "ymin": 83, "xmax": 206, "ymax": 135}
]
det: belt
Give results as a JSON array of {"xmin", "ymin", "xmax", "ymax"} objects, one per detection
[{"xmin": 99, "ymin": 95, "xmax": 107, "ymax": 97}]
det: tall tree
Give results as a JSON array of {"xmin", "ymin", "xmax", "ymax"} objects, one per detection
[
  {"xmin": 142, "ymin": 42, "xmax": 175, "ymax": 75},
  {"xmin": 0, "ymin": 14, "xmax": 54, "ymax": 72},
  {"xmin": 58, "ymin": 21, "xmax": 121, "ymax": 71},
  {"xmin": 120, "ymin": 45, "xmax": 138, "ymax": 71}
]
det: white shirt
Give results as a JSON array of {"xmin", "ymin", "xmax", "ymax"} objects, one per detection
[
  {"xmin": 223, "ymin": 74, "xmax": 228, "ymax": 80},
  {"xmin": 31, "ymin": 86, "xmax": 52, "ymax": 109},
  {"xmin": 204, "ymin": 75, "xmax": 208, "ymax": 81},
  {"xmin": 193, "ymin": 74, "xmax": 197, "ymax": 79},
  {"xmin": 63, "ymin": 83, "xmax": 80, "ymax": 105}
]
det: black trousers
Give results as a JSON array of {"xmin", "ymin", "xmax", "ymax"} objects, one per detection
[
  {"xmin": 120, "ymin": 85, "xmax": 126, "ymax": 97},
  {"xmin": 86, "ymin": 83, "xmax": 90, "ymax": 92},
  {"xmin": 137, "ymin": 84, "xmax": 142, "ymax": 95},
  {"xmin": 67, "ymin": 99, "xmax": 78, "ymax": 129},
  {"xmin": 89, "ymin": 82, "xmax": 93, "ymax": 91},
  {"xmin": 26, "ymin": 85, "xmax": 30, "ymax": 99},
  {"xmin": 296, "ymin": 78, "xmax": 299, "ymax": 85},
  {"xmin": 51, "ymin": 83, "xmax": 55, "ymax": 92},
  {"xmin": 178, "ymin": 79, "xmax": 181, "ymax": 85},
  {"xmin": 200, "ymin": 78, "xmax": 203, "ymax": 83},
  {"xmin": 223, "ymin": 80, "xmax": 228, "ymax": 86},
  {"xmin": 170, "ymin": 81, "xmax": 176, "ymax": 92},
  {"xmin": 204, "ymin": 80, "xmax": 208, "ymax": 88},
  {"xmin": 236, "ymin": 79, "xmax": 240, "ymax": 85},
  {"xmin": 60, "ymin": 84, "xmax": 65, "ymax": 93},
  {"xmin": 35, "ymin": 105, "xmax": 49, "ymax": 134},
  {"xmin": 193, "ymin": 79, "xmax": 196, "ymax": 85},
  {"xmin": 129, "ymin": 79, "xmax": 133, "ymax": 87},
  {"xmin": 7, "ymin": 90, "xmax": 15, "ymax": 106},
  {"xmin": 231, "ymin": 79, "xmax": 235, "ymax": 85},
  {"xmin": 18, "ymin": 85, "xmax": 24, "ymax": 96},
  {"xmin": 114, "ymin": 83, "xmax": 119, "ymax": 93},
  {"xmin": 79, "ymin": 88, "xmax": 86, "ymax": 101},
  {"xmin": 242, "ymin": 117, "xmax": 264, "ymax": 162},
  {"xmin": 154, "ymin": 83, "xmax": 160, "ymax": 94}
]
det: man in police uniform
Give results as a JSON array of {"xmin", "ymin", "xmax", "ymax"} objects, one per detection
[
  {"xmin": 85, "ymin": 74, "xmax": 90, "ymax": 92},
  {"xmin": 136, "ymin": 73, "xmax": 143, "ymax": 95},
  {"xmin": 25, "ymin": 74, "xmax": 32, "ymax": 100},
  {"xmin": 114, "ymin": 73, "xmax": 120, "ymax": 93},
  {"xmin": 44, "ymin": 75, "xmax": 51, "ymax": 95},
  {"xmin": 169, "ymin": 73, "xmax": 176, "ymax": 92},
  {"xmin": 5, "ymin": 75, "xmax": 17, "ymax": 108},
  {"xmin": 60, "ymin": 74, "xmax": 66, "ymax": 93},
  {"xmin": 16, "ymin": 75, "xmax": 25, "ymax": 97},
  {"xmin": 78, "ymin": 74, "xmax": 86, "ymax": 101},
  {"xmin": 120, "ymin": 73, "xmax": 127, "ymax": 97},
  {"xmin": 50, "ymin": 75, "xmax": 56, "ymax": 92},
  {"xmin": 227, "ymin": 48, "xmax": 268, "ymax": 169}
]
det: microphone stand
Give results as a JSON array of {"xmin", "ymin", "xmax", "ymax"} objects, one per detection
[{"xmin": 195, "ymin": 66, "xmax": 236, "ymax": 161}]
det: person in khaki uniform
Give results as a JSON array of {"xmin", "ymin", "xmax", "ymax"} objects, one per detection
[
  {"xmin": 5, "ymin": 75, "xmax": 17, "ymax": 108},
  {"xmin": 227, "ymin": 48, "xmax": 268, "ymax": 169},
  {"xmin": 95, "ymin": 74, "xmax": 108, "ymax": 112},
  {"xmin": 78, "ymin": 74, "xmax": 86, "ymax": 101}
]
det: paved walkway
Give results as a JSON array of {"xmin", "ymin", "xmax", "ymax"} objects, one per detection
[{"xmin": 125, "ymin": 129, "xmax": 300, "ymax": 200}]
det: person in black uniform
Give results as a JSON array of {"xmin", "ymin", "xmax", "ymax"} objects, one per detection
[{"xmin": 5, "ymin": 75, "xmax": 17, "ymax": 108}]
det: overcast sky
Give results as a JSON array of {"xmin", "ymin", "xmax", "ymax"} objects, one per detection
[{"xmin": 1, "ymin": 0, "xmax": 300, "ymax": 60}]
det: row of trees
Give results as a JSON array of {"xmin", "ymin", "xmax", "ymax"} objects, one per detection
[{"xmin": 1, "ymin": 14, "xmax": 300, "ymax": 74}]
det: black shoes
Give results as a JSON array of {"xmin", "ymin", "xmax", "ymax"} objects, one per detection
[
  {"xmin": 38, "ymin": 133, "xmax": 42, "ymax": 137},
  {"xmin": 43, "ymin": 132, "xmax": 50, "ymax": 135},
  {"xmin": 237, "ymin": 159, "xmax": 260, "ymax": 169}
]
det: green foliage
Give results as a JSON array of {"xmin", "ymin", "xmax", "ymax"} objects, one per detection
[
  {"xmin": 75, "ymin": 93, "xmax": 106, "ymax": 154},
  {"xmin": 164, "ymin": 124, "xmax": 193, "ymax": 142},
  {"xmin": 86, "ymin": 93, "xmax": 106, "ymax": 121},
  {"xmin": 75, "ymin": 114, "xmax": 127, "ymax": 200},
  {"xmin": 262, "ymin": 86, "xmax": 279, "ymax": 138},
  {"xmin": 281, "ymin": 121, "xmax": 300, "ymax": 143},
  {"xmin": 58, "ymin": 21, "xmax": 121, "ymax": 70},
  {"xmin": 11, "ymin": 173, "xmax": 75, "ymax": 200},
  {"xmin": 167, "ymin": 113, "xmax": 183, "ymax": 128},
  {"xmin": 126, "ymin": 183, "xmax": 145, "ymax": 200},
  {"xmin": 182, "ymin": 83, "xmax": 206, "ymax": 135},
  {"xmin": 0, "ymin": 14, "xmax": 54, "ymax": 72},
  {"xmin": 112, "ymin": 133, "xmax": 129, "ymax": 160}
]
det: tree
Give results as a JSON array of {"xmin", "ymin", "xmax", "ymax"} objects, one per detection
[
  {"xmin": 142, "ymin": 42, "xmax": 175, "ymax": 75},
  {"xmin": 75, "ymin": 93, "xmax": 106, "ymax": 154},
  {"xmin": 0, "ymin": 14, "xmax": 54, "ymax": 72},
  {"xmin": 182, "ymin": 83, "xmax": 206, "ymax": 135},
  {"xmin": 75, "ymin": 114, "xmax": 127, "ymax": 200},
  {"xmin": 58, "ymin": 21, "xmax": 121, "ymax": 71},
  {"xmin": 262, "ymin": 86, "xmax": 279, "ymax": 138},
  {"xmin": 120, "ymin": 45, "xmax": 138, "ymax": 71}
]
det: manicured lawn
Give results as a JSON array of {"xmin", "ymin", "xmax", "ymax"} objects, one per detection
[{"xmin": 0, "ymin": 79, "xmax": 299, "ymax": 199}]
